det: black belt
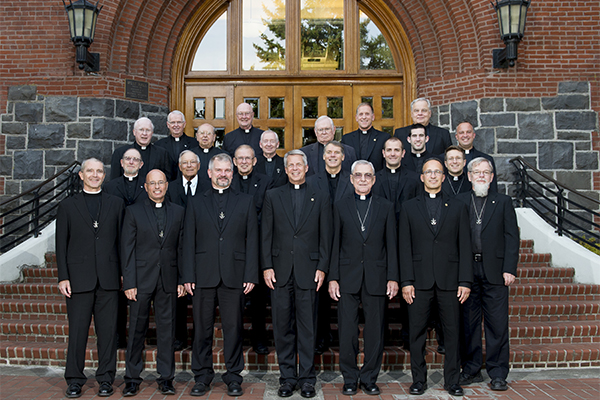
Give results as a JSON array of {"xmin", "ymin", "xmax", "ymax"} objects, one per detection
[{"xmin": 473, "ymin": 253, "xmax": 483, "ymax": 262}]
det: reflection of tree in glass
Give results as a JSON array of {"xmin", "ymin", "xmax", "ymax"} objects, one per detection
[
  {"xmin": 360, "ymin": 17, "xmax": 395, "ymax": 70},
  {"xmin": 301, "ymin": 0, "xmax": 343, "ymax": 69},
  {"xmin": 252, "ymin": 0, "xmax": 286, "ymax": 70}
]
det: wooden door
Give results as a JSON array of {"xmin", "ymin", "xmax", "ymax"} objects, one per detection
[
  {"xmin": 352, "ymin": 84, "xmax": 405, "ymax": 136},
  {"xmin": 185, "ymin": 84, "xmax": 234, "ymax": 147}
]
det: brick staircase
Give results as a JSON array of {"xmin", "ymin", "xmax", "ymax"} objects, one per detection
[{"xmin": 1, "ymin": 240, "xmax": 599, "ymax": 371}]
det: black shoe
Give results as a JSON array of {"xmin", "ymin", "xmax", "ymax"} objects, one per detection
[
  {"xmin": 342, "ymin": 382, "xmax": 357, "ymax": 395},
  {"xmin": 444, "ymin": 384, "xmax": 464, "ymax": 396},
  {"xmin": 227, "ymin": 382, "xmax": 243, "ymax": 397},
  {"xmin": 159, "ymin": 380, "xmax": 176, "ymax": 395},
  {"xmin": 278, "ymin": 383, "xmax": 295, "ymax": 397},
  {"xmin": 65, "ymin": 383, "xmax": 82, "ymax": 398},
  {"xmin": 490, "ymin": 377, "xmax": 508, "ymax": 391},
  {"xmin": 191, "ymin": 382, "xmax": 208, "ymax": 396},
  {"xmin": 174, "ymin": 339, "xmax": 185, "ymax": 352},
  {"xmin": 437, "ymin": 345, "xmax": 446, "ymax": 354},
  {"xmin": 98, "ymin": 382, "xmax": 114, "ymax": 397},
  {"xmin": 459, "ymin": 371, "xmax": 484, "ymax": 386},
  {"xmin": 300, "ymin": 383, "xmax": 316, "ymax": 398},
  {"xmin": 314, "ymin": 339, "xmax": 328, "ymax": 355},
  {"xmin": 360, "ymin": 382, "xmax": 380, "ymax": 395},
  {"xmin": 123, "ymin": 382, "xmax": 139, "ymax": 397},
  {"xmin": 253, "ymin": 342, "xmax": 269, "ymax": 355},
  {"xmin": 409, "ymin": 382, "xmax": 427, "ymax": 395}
]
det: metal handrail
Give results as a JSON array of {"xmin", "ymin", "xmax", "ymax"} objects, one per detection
[
  {"xmin": 0, "ymin": 161, "xmax": 81, "ymax": 253},
  {"xmin": 511, "ymin": 156, "xmax": 599, "ymax": 251}
]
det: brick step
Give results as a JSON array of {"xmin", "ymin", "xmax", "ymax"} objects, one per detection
[
  {"xmin": 515, "ymin": 267, "xmax": 574, "ymax": 284},
  {"xmin": 20, "ymin": 267, "xmax": 59, "ymax": 283},
  {"xmin": 509, "ymin": 283, "xmax": 600, "ymax": 301},
  {"xmin": 0, "ymin": 283, "xmax": 62, "ymax": 300},
  {"xmin": 508, "ymin": 321, "xmax": 600, "ymax": 345},
  {"xmin": 2, "ymin": 340, "xmax": 597, "ymax": 371},
  {"xmin": 518, "ymin": 253, "xmax": 552, "ymax": 266},
  {"xmin": 0, "ymin": 299, "xmax": 68, "ymax": 320},
  {"xmin": 508, "ymin": 301, "xmax": 600, "ymax": 322}
]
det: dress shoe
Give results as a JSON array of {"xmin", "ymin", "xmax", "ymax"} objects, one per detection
[
  {"xmin": 360, "ymin": 382, "xmax": 380, "ymax": 395},
  {"xmin": 300, "ymin": 382, "xmax": 316, "ymax": 398},
  {"xmin": 227, "ymin": 382, "xmax": 243, "ymax": 396},
  {"xmin": 409, "ymin": 382, "xmax": 427, "ymax": 395},
  {"xmin": 444, "ymin": 384, "xmax": 464, "ymax": 396},
  {"xmin": 490, "ymin": 377, "xmax": 508, "ymax": 391},
  {"xmin": 65, "ymin": 383, "xmax": 82, "ymax": 398},
  {"xmin": 253, "ymin": 342, "xmax": 269, "ymax": 355},
  {"xmin": 190, "ymin": 382, "xmax": 208, "ymax": 396},
  {"xmin": 174, "ymin": 339, "xmax": 185, "ymax": 352},
  {"xmin": 437, "ymin": 345, "xmax": 446, "ymax": 354},
  {"xmin": 98, "ymin": 382, "xmax": 114, "ymax": 397},
  {"xmin": 159, "ymin": 380, "xmax": 176, "ymax": 395},
  {"xmin": 123, "ymin": 382, "xmax": 140, "ymax": 397},
  {"xmin": 277, "ymin": 382, "xmax": 295, "ymax": 397},
  {"xmin": 342, "ymin": 382, "xmax": 357, "ymax": 395},
  {"xmin": 459, "ymin": 371, "xmax": 484, "ymax": 386}
]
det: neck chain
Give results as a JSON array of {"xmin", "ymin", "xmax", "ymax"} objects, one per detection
[
  {"xmin": 449, "ymin": 174, "xmax": 464, "ymax": 195},
  {"xmin": 471, "ymin": 193, "xmax": 488, "ymax": 225},
  {"xmin": 356, "ymin": 197, "xmax": 373, "ymax": 232}
]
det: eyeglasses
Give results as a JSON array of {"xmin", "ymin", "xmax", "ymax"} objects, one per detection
[
  {"xmin": 147, "ymin": 180, "xmax": 166, "ymax": 187},
  {"xmin": 123, "ymin": 156, "xmax": 142, "ymax": 163},
  {"xmin": 423, "ymin": 170, "xmax": 443, "ymax": 176},
  {"xmin": 235, "ymin": 156, "xmax": 253, "ymax": 162},
  {"xmin": 470, "ymin": 170, "xmax": 492, "ymax": 176},
  {"xmin": 316, "ymin": 128, "xmax": 333, "ymax": 133},
  {"xmin": 168, "ymin": 120, "xmax": 184, "ymax": 125},
  {"xmin": 353, "ymin": 173, "xmax": 374, "ymax": 180},
  {"xmin": 180, "ymin": 160, "xmax": 198, "ymax": 166},
  {"xmin": 446, "ymin": 156, "xmax": 464, "ymax": 162},
  {"xmin": 236, "ymin": 112, "xmax": 253, "ymax": 117},
  {"xmin": 198, "ymin": 131, "xmax": 214, "ymax": 136}
]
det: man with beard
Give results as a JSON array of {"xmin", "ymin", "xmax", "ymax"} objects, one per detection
[
  {"xmin": 328, "ymin": 160, "xmax": 398, "ymax": 396},
  {"xmin": 442, "ymin": 146, "xmax": 471, "ymax": 198},
  {"xmin": 255, "ymin": 130, "xmax": 288, "ymax": 187},
  {"xmin": 223, "ymin": 103, "xmax": 264, "ymax": 156},
  {"xmin": 454, "ymin": 122, "xmax": 498, "ymax": 192},
  {"xmin": 192, "ymin": 123, "xmax": 225, "ymax": 189},
  {"xmin": 394, "ymin": 98, "xmax": 452, "ymax": 155},
  {"xmin": 182, "ymin": 153, "xmax": 259, "ymax": 397},
  {"xmin": 342, "ymin": 103, "xmax": 389, "ymax": 171},
  {"xmin": 300, "ymin": 116, "xmax": 356, "ymax": 177},
  {"xmin": 401, "ymin": 124, "xmax": 435, "ymax": 174},
  {"xmin": 155, "ymin": 110, "xmax": 199, "ymax": 170},
  {"xmin": 456, "ymin": 158, "xmax": 519, "ymax": 391},
  {"xmin": 399, "ymin": 158, "xmax": 472, "ymax": 397}
]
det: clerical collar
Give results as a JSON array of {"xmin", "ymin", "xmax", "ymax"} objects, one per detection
[
  {"xmin": 465, "ymin": 149, "xmax": 470, "ymax": 154},
  {"xmin": 415, "ymin": 153, "xmax": 421, "ymax": 158},
  {"xmin": 242, "ymin": 174, "xmax": 249, "ymax": 180},
  {"xmin": 452, "ymin": 173, "xmax": 463, "ymax": 181},
  {"xmin": 83, "ymin": 189, "xmax": 102, "ymax": 195},
  {"xmin": 125, "ymin": 173, "xmax": 138, "ymax": 181},
  {"xmin": 212, "ymin": 187, "xmax": 229, "ymax": 194},
  {"xmin": 244, "ymin": 129, "xmax": 250, "ymax": 134},
  {"xmin": 428, "ymin": 192, "xmax": 438, "ymax": 199},
  {"xmin": 361, "ymin": 130, "xmax": 368, "ymax": 135},
  {"xmin": 154, "ymin": 202, "xmax": 163, "ymax": 208},
  {"xmin": 355, "ymin": 193, "xmax": 372, "ymax": 201},
  {"xmin": 388, "ymin": 167, "xmax": 397, "ymax": 174},
  {"xmin": 203, "ymin": 148, "xmax": 210, "ymax": 153},
  {"xmin": 329, "ymin": 173, "xmax": 337, "ymax": 178},
  {"xmin": 290, "ymin": 182, "xmax": 306, "ymax": 190},
  {"xmin": 140, "ymin": 146, "xmax": 147, "ymax": 150},
  {"xmin": 266, "ymin": 157, "xmax": 273, "ymax": 162},
  {"xmin": 174, "ymin": 137, "xmax": 180, "ymax": 142}
]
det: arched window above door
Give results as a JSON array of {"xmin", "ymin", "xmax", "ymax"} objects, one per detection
[{"xmin": 189, "ymin": 0, "xmax": 401, "ymax": 74}]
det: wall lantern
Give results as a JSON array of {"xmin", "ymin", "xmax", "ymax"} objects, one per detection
[
  {"xmin": 63, "ymin": 0, "xmax": 103, "ymax": 72},
  {"xmin": 492, "ymin": 0, "xmax": 530, "ymax": 68}
]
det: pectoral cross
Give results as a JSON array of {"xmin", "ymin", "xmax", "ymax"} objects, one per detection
[
  {"xmin": 219, "ymin": 212, "xmax": 225, "ymax": 220},
  {"xmin": 431, "ymin": 218, "xmax": 437, "ymax": 226},
  {"xmin": 93, "ymin": 221, "xmax": 99, "ymax": 229},
  {"xmin": 159, "ymin": 231, "xmax": 164, "ymax": 238}
]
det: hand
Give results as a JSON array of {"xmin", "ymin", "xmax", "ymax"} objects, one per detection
[
  {"xmin": 386, "ymin": 281, "xmax": 399, "ymax": 300},
  {"xmin": 177, "ymin": 285, "xmax": 186, "ymax": 297},
  {"xmin": 184, "ymin": 282, "xmax": 195, "ymax": 296},
  {"xmin": 263, "ymin": 269, "xmax": 276, "ymax": 290},
  {"xmin": 58, "ymin": 280, "xmax": 71, "ymax": 298},
  {"xmin": 503, "ymin": 273, "xmax": 516, "ymax": 286},
  {"xmin": 315, "ymin": 270, "xmax": 326, "ymax": 291},
  {"xmin": 328, "ymin": 281, "xmax": 340, "ymax": 301},
  {"xmin": 125, "ymin": 288, "xmax": 137, "ymax": 301},
  {"xmin": 457, "ymin": 286, "xmax": 471, "ymax": 304},
  {"xmin": 243, "ymin": 282, "xmax": 255, "ymax": 295},
  {"xmin": 402, "ymin": 285, "xmax": 415, "ymax": 304}
]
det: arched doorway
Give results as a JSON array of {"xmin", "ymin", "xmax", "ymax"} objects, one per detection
[{"xmin": 171, "ymin": 0, "xmax": 415, "ymax": 154}]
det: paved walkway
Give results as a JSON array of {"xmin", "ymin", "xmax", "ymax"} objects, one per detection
[{"xmin": 0, "ymin": 367, "xmax": 598, "ymax": 400}]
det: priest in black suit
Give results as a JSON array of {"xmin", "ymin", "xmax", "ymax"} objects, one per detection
[
  {"xmin": 300, "ymin": 116, "xmax": 356, "ymax": 177},
  {"xmin": 155, "ymin": 110, "xmax": 199, "ymax": 171},
  {"xmin": 394, "ymin": 98, "xmax": 452, "ymax": 155},
  {"xmin": 56, "ymin": 158, "xmax": 124, "ymax": 399},
  {"xmin": 328, "ymin": 160, "xmax": 399, "ymax": 396},
  {"xmin": 121, "ymin": 169, "xmax": 186, "ymax": 397},
  {"xmin": 261, "ymin": 150, "xmax": 332, "ymax": 399},
  {"xmin": 255, "ymin": 130, "xmax": 287, "ymax": 188},
  {"xmin": 104, "ymin": 148, "xmax": 146, "ymax": 207},
  {"xmin": 111, "ymin": 117, "xmax": 174, "ymax": 181},
  {"xmin": 399, "ymin": 158, "xmax": 472, "ymax": 397},
  {"xmin": 341, "ymin": 103, "xmax": 389, "ymax": 171},
  {"xmin": 455, "ymin": 121, "xmax": 498, "ymax": 192},
  {"xmin": 456, "ymin": 157, "xmax": 519, "ymax": 392},
  {"xmin": 442, "ymin": 146, "xmax": 471, "ymax": 198},
  {"xmin": 182, "ymin": 153, "xmax": 259, "ymax": 397},
  {"xmin": 223, "ymin": 103, "xmax": 264, "ymax": 156},
  {"xmin": 192, "ymin": 123, "xmax": 226, "ymax": 190},
  {"xmin": 401, "ymin": 124, "xmax": 437, "ymax": 173}
]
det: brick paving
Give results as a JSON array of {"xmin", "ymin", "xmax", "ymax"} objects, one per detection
[{"xmin": 0, "ymin": 368, "xmax": 598, "ymax": 400}]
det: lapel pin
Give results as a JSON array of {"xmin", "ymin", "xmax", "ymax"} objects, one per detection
[
  {"xmin": 445, "ymin": 203, "xmax": 448, "ymax": 206},
  {"xmin": 374, "ymin": 138, "xmax": 377, "ymax": 141},
  {"xmin": 492, "ymin": 201, "xmax": 496, "ymax": 203},
  {"xmin": 311, "ymin": 198, "xmax": 314, "ymax": 201}
]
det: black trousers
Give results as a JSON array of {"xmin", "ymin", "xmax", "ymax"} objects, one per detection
[
  {"xmin": 461, "ymin": 261, "xmax": 510, "ymax": 379},
  {"xmin": 125, "ymin": 277, "xmax": 177, "ymax": 384},
  {"xmin": 191, "ymin": 283, "xmax": 245, "ymax": 385},
  {"xmin": 408, "ymin": 286, "xmax": 460, "ymax": 386},
  {"xmin": 271, "ymin": 274, "xmax": 318, "ymax": 386},
  {"xmin": 338, "ymin": 285, "xmax": 385, "ymax": 385},
  {"xmin": 65, "ymin": 285, "xmax": 118, "ymax": 385}
]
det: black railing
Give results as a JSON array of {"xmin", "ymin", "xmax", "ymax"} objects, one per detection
[
  {"xmin": 0, "ymin": 161, "xmax": 81, "ymax": 253},
  {"xmin": 511, "ymin": 156, "xmax": 600, "ymax": 251}
]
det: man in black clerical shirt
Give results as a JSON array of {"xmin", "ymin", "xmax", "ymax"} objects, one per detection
[
  {"xmin": 442, "ymin": 145, "xmax": 471, "ymax": 198},
  {"xmin": 155, "ymin": 110, "xmax": 199, "ymax": 171},
  {"xmin": 255, "ymin": 130, "xmax": 287, "ymax": 187},
  {"xmin": 192, "ymin": 123, "xmax": 225, "ymax": 189},
  {"xmin": 342, "ymin": 103, "xmax": 389, "ymax": 171},
  {"xmin": 394, "ymin": 98, "xmax": 452, "ymax": 155},
  {"xmin": 223, "ymin": 103, "xmax": 264, "ymax": 156},
  {"xmin": 402, "ymin": 124, "xmax": 435, "ymax": 173},
  {"xmin": 455, "ymin": 122, "xmax": 498, "ymax": 192}
]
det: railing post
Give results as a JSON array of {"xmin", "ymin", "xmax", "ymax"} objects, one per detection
[
  {"xmin": 32, "ymin": 189, "xmax": 41, "ymax": 238},
  {"xmin": 556, "ymin": 188, "xmax": 565, "ymax": 237}
]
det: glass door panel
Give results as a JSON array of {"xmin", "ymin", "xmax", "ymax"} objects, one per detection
[
  {"xmin": 353, "ymin": 84, "xmax": 403, "ymax": 136},
  {"xmin": 185, "ymin": 84, "xmax": 234, "ymax": 146}
]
